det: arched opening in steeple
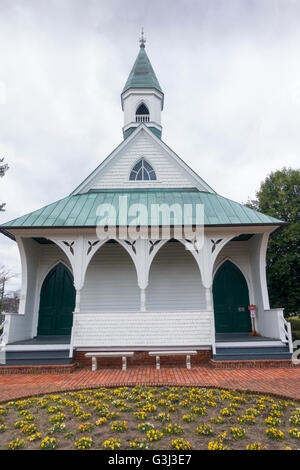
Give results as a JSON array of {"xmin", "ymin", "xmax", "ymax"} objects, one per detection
[
  {"xmin": 136, "ymin": 103, "xmax": 150, "ymax": 123},
  {"xmin": 129, "ymin": 158, "xmax": 156, "ymax": 181}
]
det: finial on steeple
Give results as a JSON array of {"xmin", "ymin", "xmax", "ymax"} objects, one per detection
[{"xmin": 139, "ymin": 28, "xmax": 146, "ymax": 48}]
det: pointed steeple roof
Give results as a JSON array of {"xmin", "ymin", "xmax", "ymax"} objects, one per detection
[{"xmin": 122, "ymin": 40, "xmax": 163, "ymax": 95}]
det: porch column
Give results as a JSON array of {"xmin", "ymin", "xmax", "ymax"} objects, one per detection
[
  {"xmin": 205, "ymin": 286, "xmax": 216, "ymax": 354},
  {"xmin": 140, "ymin": 288, "xmax": 146, "ymax": 312},
  {"xmin": 205, "ymin": 287, "xmax": 213, "ymax": 311},
  {"xmin": 75, "ymin": 289, "xmax": 81, "ymax": 313}
]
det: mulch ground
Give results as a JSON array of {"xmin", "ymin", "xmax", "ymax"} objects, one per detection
[
  {"xmin": 0, "ymin": 386, "xmax": 299, "ymax": 450},
  {"xmin": 0, "ymin": 365, "xmax": 299, "ymax": 403}
]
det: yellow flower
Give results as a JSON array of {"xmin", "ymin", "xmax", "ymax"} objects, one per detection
[{"xmin": 74, "ymin": 437, "xmax": 93, "ymax": 450}]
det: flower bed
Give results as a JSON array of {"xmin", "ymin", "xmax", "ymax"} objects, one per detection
[{"xmin": 0, "ymin": 387, "xmax": 299, "ymax": 450}]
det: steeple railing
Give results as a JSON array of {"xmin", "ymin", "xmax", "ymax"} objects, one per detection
[{"xmin": 136, "ymin": 115, "xmax": 150, "ymax": 123}]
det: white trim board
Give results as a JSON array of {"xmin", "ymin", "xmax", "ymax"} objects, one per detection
[
  {"xmin": 75, "ymin": 346, "xmax": 211, "ymax": 352},
  {"xmin": 5, "ymin": 344, "xmax": 70, "ymax": 352}
]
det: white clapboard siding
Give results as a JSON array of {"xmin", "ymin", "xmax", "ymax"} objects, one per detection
[
  {"xmin": 72, "ymin": 311, "xmax": 214, "ymax": 348},
  {"xmin": 80, "ymin": 243, "xmax": 140, "ymax": 312},
  {"xmin": 147, "ymin": 241, "xmax": 206, "ymax": 311},
  {"xmin": 80, "ymin": 241, "xmax": 206, "ymax": 312},
  {"xmin": 83, "ymin": 130, "xmax": 201, "ymax": 191},
  {"xmin": 38, "ymin": 244, "xmax": 71, "ymax": 280},
  {"xmin": 214, "ymin": 241, "xmax": 251, "ymax": 282}
]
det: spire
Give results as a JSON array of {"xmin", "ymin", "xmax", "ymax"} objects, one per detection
[
  {"xmin": 122, "ymin": 36, "xmax": 163, "ymax": 95},
  {"xmin": 139, "ymin": 27, "xmax": 146, "ymax": 49},
  {"xmin": 121, "ymin": 35, "xmax": 164, "ymax": 140}
]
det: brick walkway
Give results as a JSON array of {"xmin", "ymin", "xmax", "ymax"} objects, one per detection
[{"xmin": 0, "ymin": 366, "xmax": 299, "ymax": 402}]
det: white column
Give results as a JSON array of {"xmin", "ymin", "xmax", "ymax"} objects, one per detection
[
  {"xmin": 75, "ymin": 289, "xmax": 81, "ymax": 313},
  {"xmin": 140, "ymin": 288, "xmax": 146, "ymax": 312},
  {"xmin": 205, "ymin": 286, "xmax": 216, "ymax": 354},
  {"xmin": 205, "ymin": 287, "xmax": 213, "ymax": 311}
]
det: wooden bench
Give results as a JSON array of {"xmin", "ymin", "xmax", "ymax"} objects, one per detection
[
  {"xmin": 85, "ymin": 352, "xmax": 134, "ymax": 371},
  {"xmin": 148, "ymin": 350, "xmax": 197, "ymax": 370}
]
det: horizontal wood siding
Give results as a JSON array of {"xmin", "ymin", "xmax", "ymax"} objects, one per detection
[
  {"xmin": 80, "ymin": 243, "xmax": 140, "ymax": 312},
  {"xmin": 214, "ymin": 242, "xmax": 251, "ymax": 281},
  {"xmin": 147, "ymin": 242, "xmax": 206, "ymax": 311},
  {"xmin": 38, "ymin": 244, "xmax": 71, "ymax": 279},
  {"xmin": 72, "ymin": 311, "xmax": 214, "ymax": 347},
  {"xmin": 85, "ymin": 131, "xmax": 200, "ymax": 191}
]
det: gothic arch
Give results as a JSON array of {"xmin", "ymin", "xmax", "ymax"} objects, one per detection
[
  {"xmin": 148, "ymin": 238, "xmax": 204, "ymax": 285},
  {"xmin": 129, "ymin": 157, "xmax": 157, "ymax": 181},
  {"xmin": 136, "ymin": 101, "xmax": 150, "ymax": 115},
  {"xmin": 36, "ymin": 262, "xmax": 75, "ymax": 336},
  {"xmin": 213, "ymin": 256, "xmax": 254, "ymax": 304},
  {"xmin": 86, "ymin": 238, "xmax": 139, "ymax": 284},
  {"xmin": 81, "ymin": 239, "xmax": 140, "ymax": 312},
  {"xmin": 33, "ymin": 256, "xmax": 73, "ymax": 336},
  {"xmin": 147, "ymin": 239, "xmax": 204, "ymax": 311}
]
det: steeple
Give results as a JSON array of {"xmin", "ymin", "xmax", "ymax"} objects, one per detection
[{"xmin": 121, "ymin": 32, "xmax": 164, "ymax": 140}]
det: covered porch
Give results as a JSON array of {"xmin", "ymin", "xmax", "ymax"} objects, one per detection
[{"xmin": 0, "ymin": 228, "xmax": 293, "ymax": 365}]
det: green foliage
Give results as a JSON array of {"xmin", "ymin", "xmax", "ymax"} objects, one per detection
[
  {"xmin": 247, "ymin": 168, "xmax": 300, "ymax": 314},
  {"xmin": 287, "ymin": 317, "xmax": 300, "ymax": 340}
]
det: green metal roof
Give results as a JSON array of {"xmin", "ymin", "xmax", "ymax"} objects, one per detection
[
  {"xmin": 122, "ymin": 46, "xmax": 163, "ymax": 95},
  {"xmin": 1, "ymin": 189, "xmax": 285, "ymax": 229},
  {"xmin": 123, "ymin": 126, "xmax": 162, "ymax": 140}
]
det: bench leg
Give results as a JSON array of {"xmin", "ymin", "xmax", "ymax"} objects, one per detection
[
  {"xmin": 156, "ymin": 355, "xmax": 160, "ymax": 370},
  {"xmin": 91, "ymin": 356, "xmax": 97, "ymax": 372},
  {"xmin": 186, "ymin": 355, "xmax": 191, "ymax": 370},
  {"xmin": 122, "ymin": 356, "xmax": 127, "ymax": 371}
]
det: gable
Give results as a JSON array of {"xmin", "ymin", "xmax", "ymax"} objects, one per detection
[{"xmin": 73, "ymin": 125, "xmax": 214, "ymax": 194}]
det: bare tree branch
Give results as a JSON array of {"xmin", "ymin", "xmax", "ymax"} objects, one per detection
[
  {"xmin": 0, "ymin": 157, "xmax": 9, "ymax": 212},
  {"xmin": 0, "ymin": 266, "xmax": 16, "ymax": 314}
]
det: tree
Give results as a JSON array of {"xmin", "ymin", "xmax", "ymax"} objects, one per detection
[
  {"xmin": 247, "ymin": 167, "xmax": 300, "ymax": 315},
  {"xmin": 0, "ymin": 266, "xmax": 15, "ymax": 314},
  {"xmin": 2, "ymin": 290, "xmax": 20, "ymax": 313},
  {"xmin": 0, "ymin": 157, "xmax": 9, "ymax": 212}
]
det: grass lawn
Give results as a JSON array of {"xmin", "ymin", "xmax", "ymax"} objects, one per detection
[{"xmin": 0, "ymin": 386, "xmax": 299, "ymax": 450}]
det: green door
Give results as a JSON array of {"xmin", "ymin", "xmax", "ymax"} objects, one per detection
[
  {"xmin": 213, "ymin": 260, "xmax": 252, "ymax": 333},
  {"xmin": 37, "ymin": 263, "xmax": 75, "ymax": 335}
]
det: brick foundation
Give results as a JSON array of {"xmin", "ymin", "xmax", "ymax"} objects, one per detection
[
  {"xmin": 210, "ymin": 359, "xmax": 297, "ymax": 369},
  {"xmin": 74, "ymin": 350, "xmax": 212, "ymax": 369},
  {"xmin": 0, "ymin": 363, "xmax": 77, "ymax": 375}
]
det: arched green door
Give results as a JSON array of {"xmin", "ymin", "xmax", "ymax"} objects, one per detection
[
  {"xmin": 213, "ymin": 260, "xmax": 252, "ymax": 333},
  {"xmin": 37, "ymin": 263, "xmax": 75, "ymax": 336}
]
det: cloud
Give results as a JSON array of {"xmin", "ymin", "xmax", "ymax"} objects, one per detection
[{"xmin": 0, "ymin": 0, "xmax": 299, "ymax": 289}]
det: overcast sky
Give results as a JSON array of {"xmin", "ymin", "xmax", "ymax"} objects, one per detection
[{"xmin": 0, "ymin": 0, "xmax": 300, "ymax": 291}]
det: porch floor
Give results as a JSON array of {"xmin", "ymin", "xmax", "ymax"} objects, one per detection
[
  {"xmin": 9, "ymin": 333, "xmax": 279, "ymax": 346},
  {"xmin": 215, "ymin": 333, "xmax": 277, "ymax": 343},
  {"xmin": 9, "ymin": 336, "xmax": 71, "ymax": 346}
]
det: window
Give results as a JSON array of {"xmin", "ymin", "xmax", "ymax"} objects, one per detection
[
  {"xmin": 129, "ymin": 158, "xmax": 157, "ymax": 181},
  {"xmin": 136, "ymin": 103, "xmax": 150, "ymax": 122}
]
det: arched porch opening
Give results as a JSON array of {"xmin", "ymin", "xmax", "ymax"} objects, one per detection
[
  {"xmin": 147, "ymin": 240, "xmax": 205, "ymax": 311},
  {"xmin": 80, "ymin": 240, "xmax": 140, "ymax": 312}
]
